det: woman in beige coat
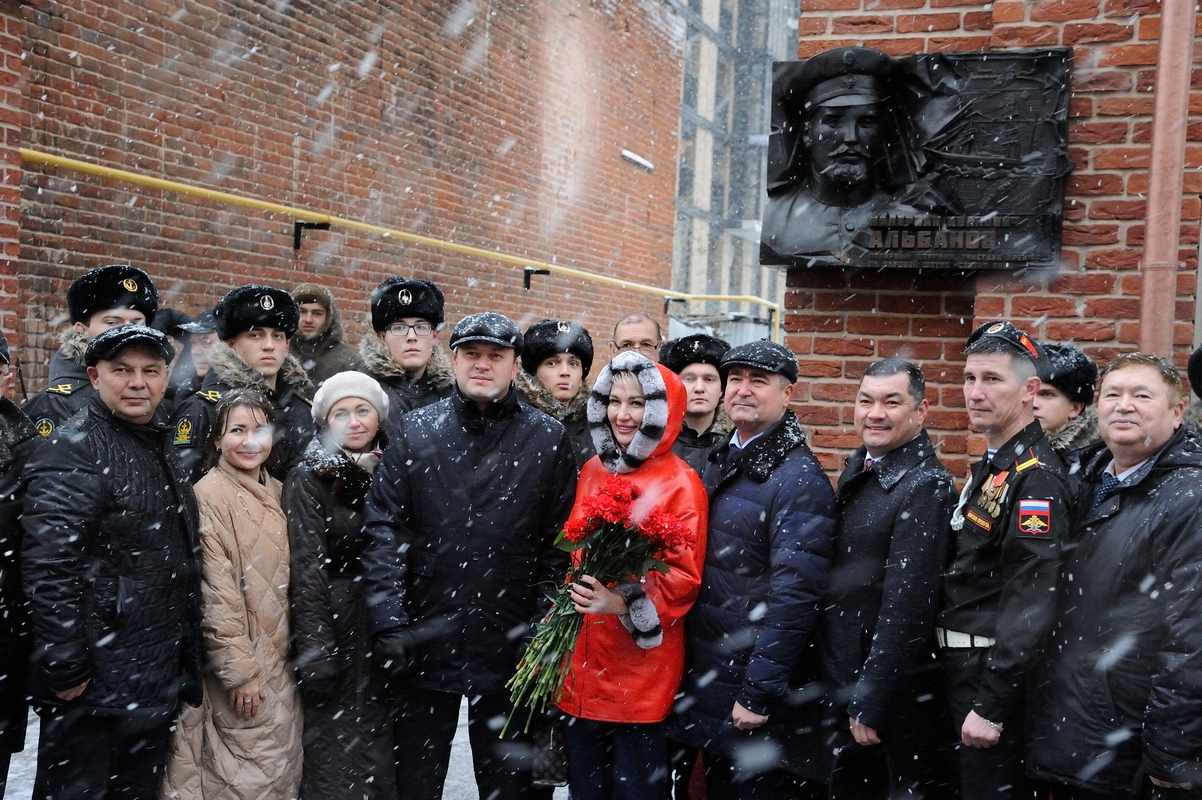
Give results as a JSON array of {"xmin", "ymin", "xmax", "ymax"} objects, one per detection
[{"xmin": 162, "ymin": 389, "xmax": 303, "ymax": 800}]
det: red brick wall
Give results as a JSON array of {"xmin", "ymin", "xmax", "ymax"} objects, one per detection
[
  {"xmin": 0, "ymin": 0, "xmax": 22, "ymax": 390},
  {"xmin": 788, "ymin": 0, "xmax": 1199, "ymax": 476},
  {"xmin": 16, "ymin": 0, "xmax": 684, "ymax": 386}
]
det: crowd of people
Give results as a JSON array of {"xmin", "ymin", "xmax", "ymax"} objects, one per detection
[{"xmin": 0, "ymin": 263, "xmax": 1201, "ymax": 800}]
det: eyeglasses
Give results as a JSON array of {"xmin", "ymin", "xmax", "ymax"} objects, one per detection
[
  {"xmin": 614, "ymin": 341, "xmax": 659, "ymax": 355},
  {"xmin": 385, "ymin": 323, "xmax": 434, "ymax": 338}
]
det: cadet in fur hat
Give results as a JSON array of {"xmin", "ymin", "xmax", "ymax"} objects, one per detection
[
  {"xmin": 23, "ymin": 264, "xmax": 159, "ymax": 437},
  {"xmin": 1034, "ymin": 342, "xmax": 1100, "ymax": 455},
  {"xmin": 659, "ymin": 334, "xmax": 732, "ymax": 475},
  {"xmin": 171, "ymin": 285, "xmax": 315, "ymax": 483},
  {"xmin": 359, "ymin": 277, "xmax": 454, "ymax": 433},
  {"xmin": 516, "ymin": 318, "xmax": 596, "ymax": 468}
]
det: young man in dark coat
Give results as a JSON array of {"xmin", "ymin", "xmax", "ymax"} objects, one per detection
[
  {"xmin": 515, "ymin": 318, "xmax": 596, "ymax": 468},
  {"xmin": 1026, "ymin": 353, "xmax": 1202, "ymax": 797},
  {"xmin": 938, "ymin": 321, "xmax": 1073, "ymax": 800},
  {"xmin": 791, "ymin": 358, "xmax": 957, "ymax": 797},
  {"xmin": 0, "ymin": 331, "xmax": 40, "ymax": 795},
  {"xmin": 291, "ymin": 282, "xmax": 362, "ymax": 386},
  {"xmin": 670, "ymin": 341, "xmax": 836, "ymax": 799},
  {"xmin": 361, "ymin": 312, "xmax": 577, "ymax": 800},
  {"xmin": 1033, "ymin": 342, "xmax": 1100, "ymax": 456},
  {"xmin": 171, "ymin": 284, "xmax": 315, "ymax": 483},
  {"xmin": 359, "ymin": 276, "xmax": 455, "ymax": 432},
  {"xmin": 23, "ymin": 264, "xmax": 158, "ymax": 437},
  {"xmin": 21, "ymin": 325, "xmax": 202, "ymax": 799},
  {"xmin": 660, "ymin": 333, "xmax": 733, "ymax": 475}
]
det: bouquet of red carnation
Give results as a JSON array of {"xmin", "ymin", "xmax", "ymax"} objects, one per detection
[{"xmin": 504, "ymin": 473, "xmax": 693, "ymax": 733}]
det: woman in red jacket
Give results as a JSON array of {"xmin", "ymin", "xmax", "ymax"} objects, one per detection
[{"xmin": 557, "ymin": 351, "xmax": 709, "ymax": 800}]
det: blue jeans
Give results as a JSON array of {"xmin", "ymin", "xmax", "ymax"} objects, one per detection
[{"xmin": 564, "ymin": 716, "xmax": 668, "ymax": 800}]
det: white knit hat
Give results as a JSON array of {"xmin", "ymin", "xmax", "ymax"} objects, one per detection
[{"xmin": 311, "ymin": 371, "xmax": 390, "ymax": 425}]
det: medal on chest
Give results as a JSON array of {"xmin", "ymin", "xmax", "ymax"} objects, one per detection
[{"xmin": 977, "ymin": 470, "xmax": 1010, "ymax": 519}]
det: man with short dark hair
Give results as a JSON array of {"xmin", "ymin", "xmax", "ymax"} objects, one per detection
[
  {"xmin": 938, "ymin": 321, "xmax": 1073, "ymax": 800},
  {"xmin": 171, "ymin": 284, "xmax": 314, "ymax": 482},
  {"xmin": 1026, "ymin": 353, "xmax": 1202, "ymax": 797},
  {"xmin": 24, "ymin": 264, "xmax": 159, "ymax": 437},
  {"xmin": 361, "ymin": 311, "xmax": 577, "ymax": 800},
  {"xmin": 1034, "ymin": 342, "xmax": 1099, "ymax": 454},
  {"xmin": 659, "ymin": 334, "xmax": 732, "ymax": 474},
  {"xmin": 794, "ymin": 357, "xmax": 956, "ymax": 797},
  {"xmin": 291, "ymin": 282, "xmax": 362, "ymax": 386},
  {"xmin": 359, "ymin": 277, "xmax": 454, "ymax": 432},
  {"xmin": 610, "ymin": 313, "xmax": 663, "ymax": 360},
  {"xmin": 671, "ymin": 340, "xmax": 835, "ymax": 798},
  {"xmin": 21, "ymin": 325, "xmax": 202, "ymax": 799}
]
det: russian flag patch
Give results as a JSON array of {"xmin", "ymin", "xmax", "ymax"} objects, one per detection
[{"xmin": 1018, "ymin": 499, "xmax": 1052, "ymax": 536}]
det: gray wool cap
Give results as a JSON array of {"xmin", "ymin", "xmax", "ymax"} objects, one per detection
[
  {"xmin": 449, "ymin": 312, "xmax": 524, "ymax": 355},
  {"xmin": 720, "ymin": 340, "xmax": 798, "ymax": 383}
]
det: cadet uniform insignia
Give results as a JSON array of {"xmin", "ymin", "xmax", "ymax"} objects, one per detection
[
  {"xmin": 557, "ymin": 320, "xmax": 571, "ymax": 333},
  {"xmin": 399, "ymin": 289, "xmax": 413, "ymax": 305},
  {"xmin": 1018, "ymin": 499, "xmax": 1052, "ymax": 536},
  {"xmin": 978, "ymin": 471, "xmax": 1010, "ymax": 519},
  {"xmin": 198, "ymin": 390, "xmax": 222, "ymax": 403},
  {"xmin": 1015, "ymin": 450, "xmax": 1041, "ymax": 474},
  {"xmin": 35, "ymin": 417, "xmax": 54, "ymax": 437},
  {"xmin": 122, "ymin": 278, "xmax": 139, "ymax": 292},
  {"xmin": 174, "ymin": 418, "xmax": 193, "ymax": 446},
  {"xmin": 260, "ymin": 294, "xmax": 275, "ymax": 310},
  {"xmin": 46, "ymin": 383, "xmax": 76, "ymax": 395},
  {"xmin": 966, "ymin": 509, "xmax": 992, "ymax": 531}
]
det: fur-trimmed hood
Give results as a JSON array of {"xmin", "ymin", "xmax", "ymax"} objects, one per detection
[
  {"xmin": 57, "ymin": 327, "xmax": 91, "ymax": 368},
  {"xmin": 1047, "ymin": 406, "xmax": 1100, "ymax": 454},
  {"xmin": 358, "ymin": 328, "xmax": 454, "ymax": 389},
  {"xmin": 207, "ymin": 340, "xmax": 314, "ymax": 398},
  {"xmin": 515, "ymin": 370, "xmax": 589, "ymax": 422},
  {"xmin": 587, "ymin": 352, "xmax": 686, "ymax": 474}
]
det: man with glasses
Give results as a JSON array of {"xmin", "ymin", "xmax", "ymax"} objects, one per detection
[
  {"xmin": 360, "ymin": 277, "xmax": 454, "ymax": 432},
  {"xmin": 610, "ymin": 312, "xmax": 664, "ymax": 361}
]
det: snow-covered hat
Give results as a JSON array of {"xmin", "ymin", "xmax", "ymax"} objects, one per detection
[
  {"xmin": 311, "ymin": 370, "xmax": 390, "ymax": 425},
  {"xmin": 449, "ymin": 312, "xmax": 524, "ymax": 354}
]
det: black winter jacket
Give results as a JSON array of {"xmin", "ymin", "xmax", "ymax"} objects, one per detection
[
  {"xmin": 0, "ymin": 398, "xmax": 39, "ymax": 754},
  {"xmin": 22, "ymin": 330, "xmax": 94, "ymax": 439},
  {"xmin": 515, "ymin": 371, "xmax": 595, "ymax": 469},
  {"xmin": 360, "ymin": 386, "xmax": 577, "ymax": 695},
  {"xmin": 672, "ymin": 410, "xmax": 733, "ymax": 476},
  {"xmin": 171, "ymin": 342, "xmax": 315, "ymax": 483},
  {"xmin": 20, "ymin": 394, "xmax": 202, "ymax": 718},
  {"xmin": 671, "ymin": 411, "xmax": 835, "ymax": 757},
  {"xmin": 284, "ymin": 436, "xmax": 395, "ymax": 800},
  {"xmin": 358, "ymin": 331, "xmax": 454, "ymax": 434},
  {"xmin": 1027, "ymin": 427, "xmax": 1202, "ymax": 791},
  {"xmin": 790, "ymin": 431, "xmax": 956, "ymax": 780}
]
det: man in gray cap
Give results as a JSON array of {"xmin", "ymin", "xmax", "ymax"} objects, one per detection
[
  {"xmin": 762, "ymin": 47, "xmax": 911, "ymax": 264},
  {"xmin": 21, "ymin": 325, "xmax": 202, "ymax": 799},
  {"xmin": 361, "ymin": 311, "xmax": 577, "ymax": 800},
  {"xmin": 24, "ymin": 264, "xmax": 159, "ymax": 437},
  {"xmin": 670, "ymin": 340, "xmax": 836, "ymax": 798}
]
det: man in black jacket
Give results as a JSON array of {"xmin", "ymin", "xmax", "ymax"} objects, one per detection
[
  {"xmin": 795, "ymin": 358, "xmax": 956, "ymax": 797},
  {"xmin": 171, "ymin": 284, "xmax": 314, "ymax": 482},
  {"xmin": 660, "ymin": 334, "xmax": 732, "ymax": 475},
  {"xmin": 361, "ymin": 312, "xmax": 577, "ymax": 800},
  {"xmin": 21, "ymin": 325, "xmax": 202, "ymax": 799},
  {"xmin": 938, "ymin": 321, "xmax": 1073, "ymax": 800},
  {"xmin": 0, "ymin": 331, "xmax": 39, "ymax": 796},
  {"xmin": 23, "ymin": 264, "xmax": 158, "ymax": 437},
  {"xmin": 1026, "ymin": 353, "xmax": 1202, "ymax": 797}
]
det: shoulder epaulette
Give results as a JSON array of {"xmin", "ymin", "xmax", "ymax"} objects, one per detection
[
  {"xmin": 46, "ymin": 382, "xmax": 78, "ymax": 396},
  {"xmin": 1014, "ymin": 448, "xmax": 1041, "ymax": 474},
  {"xmin": 198, "ymin": 389, "xmax": 222, "ymax": 403}
]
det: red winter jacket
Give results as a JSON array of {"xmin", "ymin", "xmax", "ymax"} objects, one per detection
[{"xmin": 556, "ymin": 356, "xmax": 709, "ymax": 723}]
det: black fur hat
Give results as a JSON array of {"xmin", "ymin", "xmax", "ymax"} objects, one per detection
[
  {"xmin": 659, "ymin": 334, "xmax": 731, "ymax": 376},
  {"xmin": 214, "ymin": 285, "xmax": 299, "ymax": 340},
  {"xmin": 521, "ymin": 319, "xmax": 594, "ymax": 378},
  {"xmin": 1039, "ymin": 343, "xmax": 1098, "ymax": 406},
  {"xmin": 371, "ymin": 277, "xmax": 445, "ymax": 331},
  {"xmin": 67, "ymin": 265, "xmax": 158, "ymax": 326}
]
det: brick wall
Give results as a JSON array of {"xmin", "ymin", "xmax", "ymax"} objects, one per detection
[
  {"xmin": 0, "ymin": 0, "xmax": 22, "ymax": 379},
  {"xmin": 788, "ymin": 0, "xmax": 1199, "ymax": 476},
  {"xmin": 15, "ymin": 0, "xmax": 685, "ymax": 387}
]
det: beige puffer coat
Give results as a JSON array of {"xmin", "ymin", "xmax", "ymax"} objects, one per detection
[{"xmin": 161, "ymin": 460, "xmax": 303, "ymax": 800}]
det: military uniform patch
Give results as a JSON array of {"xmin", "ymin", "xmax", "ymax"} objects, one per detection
[
  {"xmin": 1018, "ymin": 499, "xmax": 1052, "ymax": 536},
  {"xmin": 35, "ymin": 417, "xmax": 54, "ymax": 437},
  {"xmin": 198, "ymin": 390, "xmax": 221, "ymax": 403},
  {"xmin": 174, "ymin": 418, "xmax": 194, "ymax": 446},
  {"xmin": 46, "ymin": 383, "xmax": 76, "ymax": 395},
  {"xmin": 966, "ymin": 509, "xmax": 992, "ymax": 531}
]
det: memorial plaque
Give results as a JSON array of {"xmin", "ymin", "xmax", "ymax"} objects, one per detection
[{"xmin": 760, "ymin": 47, "xmax": 1072, "ymax": 271}]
